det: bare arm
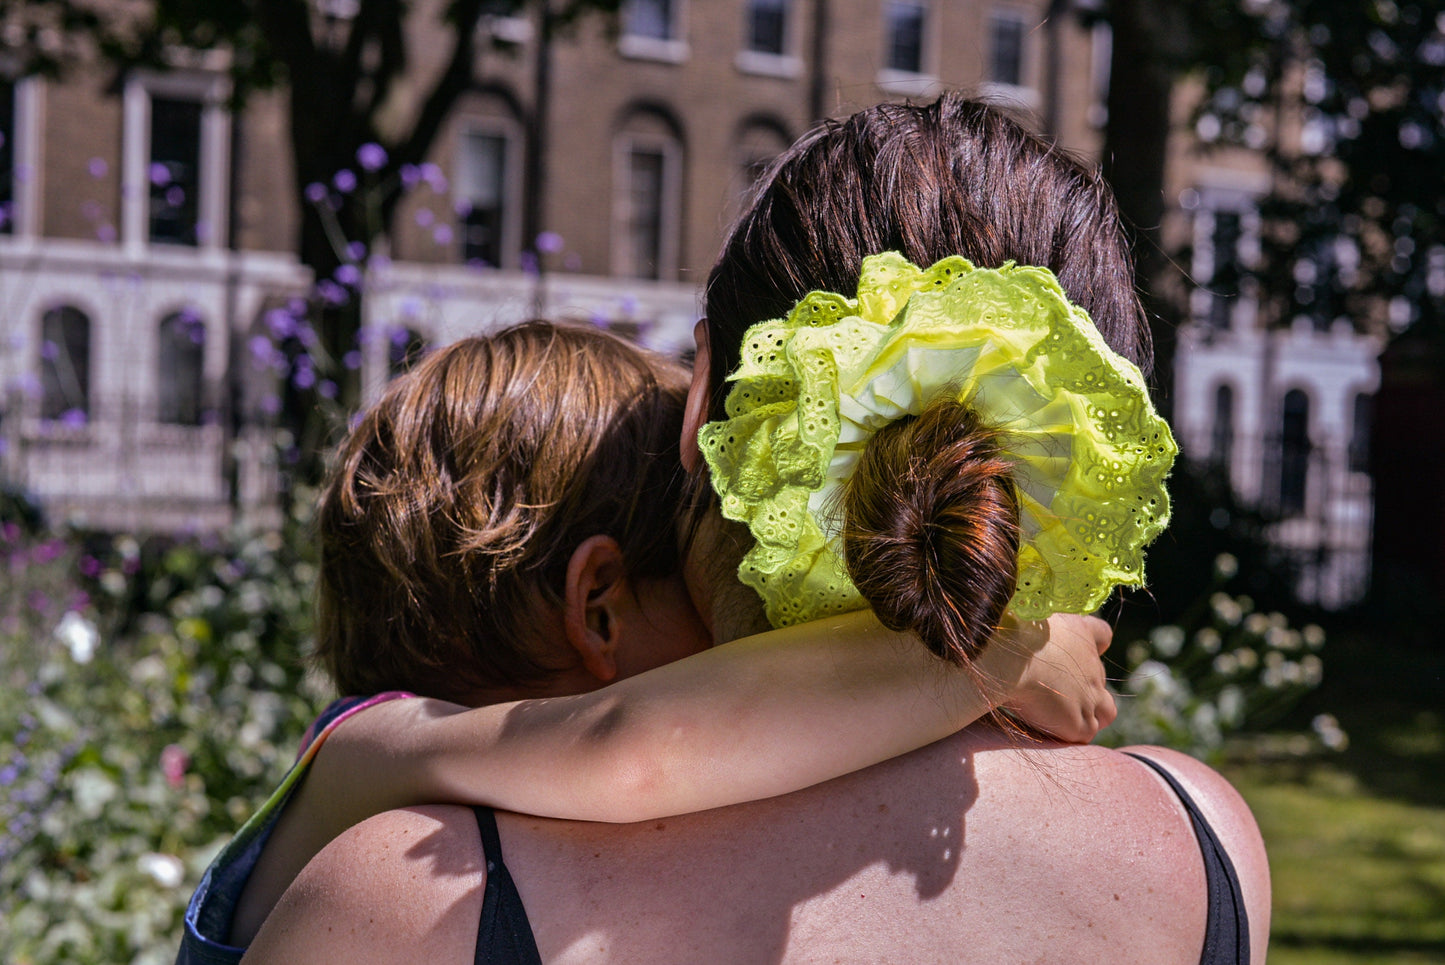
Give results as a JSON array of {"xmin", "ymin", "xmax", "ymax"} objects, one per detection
[{"xmin": 324, "ymin": 610, "xmax": 1114, "ymax": 825}]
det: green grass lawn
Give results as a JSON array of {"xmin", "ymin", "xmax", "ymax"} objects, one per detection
[
  {"xmin": 1218, "ymin": 625, "xmax": 1445, "ymax": 965},
  {"xmin": 1227, "ymin": 758, "xmax": 1445, "ymax": 964}
]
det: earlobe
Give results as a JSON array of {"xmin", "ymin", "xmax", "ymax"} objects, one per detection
[
  {"xmin": 563, "ymin": 535, "xmax": 628, "ymax": 684},
  {"xmin": 680, "ymin": 318, "xmax": 713, "ymax": 474}
]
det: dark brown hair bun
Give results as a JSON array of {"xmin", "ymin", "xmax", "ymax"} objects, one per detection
[{"xmin": 841, "ymin": 396, "xmax": 1020, "ymax": 663}]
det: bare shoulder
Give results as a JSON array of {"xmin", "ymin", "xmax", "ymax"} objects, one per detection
[
  {"xmin": 241, "ymin": 805, "xmax": 484, "ymax": 965},
  {"xmin": 1120, "ymin": 745, "xmax": 1272, "ymax": 963}
]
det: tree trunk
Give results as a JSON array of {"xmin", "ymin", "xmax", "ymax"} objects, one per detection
[{"xmin": 1100, "ymin": 0, "xmax": 1180, "ymax": 411}]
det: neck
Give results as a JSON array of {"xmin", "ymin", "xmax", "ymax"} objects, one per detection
[{"xmin": 684, "ymin": 509, "xmax": 772, "ymax": 645}]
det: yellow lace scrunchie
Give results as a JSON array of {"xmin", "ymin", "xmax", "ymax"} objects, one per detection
[{"xmin": 698, "ymin": 252, "xmax": 1178, "ymax": 629}]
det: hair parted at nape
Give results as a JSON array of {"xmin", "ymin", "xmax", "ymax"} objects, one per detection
[
  {"xmin": 699, "ymin": 93, "xmax": 1155, "ymax": 660},
  {"xmin": 314, "ymin": 320, "xmax": 691, "ymax": 702}
]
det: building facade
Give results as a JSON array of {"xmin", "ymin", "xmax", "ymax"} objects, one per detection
[
  {"xmin": 1, "ymin": 0, "xmax": 1109, "ymax": 533},
  {"xmin": 1163, "ymin": 90, "xmax": 1382, "ymax": 608},
  {"xmin": 1, "ymin": 0, "xmax": 1382, "ymax": 610}
]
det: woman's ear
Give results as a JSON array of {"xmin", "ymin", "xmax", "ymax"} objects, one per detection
[
  {"xmin": 563, "ymin": 535, "xmax": 628, "ymax": 684},
  {"xmin": 680, "ymin": 318, "xmax": 713, "ymax": 474}
]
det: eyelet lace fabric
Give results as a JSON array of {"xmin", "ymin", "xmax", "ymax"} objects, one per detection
[{"xmin": 698, "ymin": 252, "xmax": 1178, "ymax": 629}]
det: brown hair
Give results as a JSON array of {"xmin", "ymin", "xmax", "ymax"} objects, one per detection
[
  {"xmin": 703, "ymin": 94, "xmax": 1151, "ymax": 654},
  {"xmin": 315, "ymin": 321, "xmax": 690, "ymax": 701},
  {"xmin": 842, "ymin": 398, "xmax": 1020, "ymax": 663}
]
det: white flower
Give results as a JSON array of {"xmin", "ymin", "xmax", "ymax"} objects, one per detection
[
  {"xmin": 54, "ymin": 611, "xmax": 99, "ymax": 664},
  {"xmin": 1214, "ymin": 553, "xmax": 1239, "ymax": 580},
  {"xmin": 137, "ymin": 852, "xmax": 186, "ymax": 888},
  {"xmin": 1312, "ymin": 713, "xmax": 1349, "ymax": 751},
  {"xmin": 1149, "ymin": 625, "xmax": 1186, "ymax": 658}
]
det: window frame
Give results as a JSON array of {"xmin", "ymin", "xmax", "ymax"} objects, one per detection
[
  {"xmin": 612, "ymin": 132, "xmax": 682, "ymax": 281},
  {"xmin": 736, "ymin": 0, "xmax": 801, "ymax": 76},
  {"xmin": 619, "ymin": 0, "xmax": 690, "ymax": 63},
  {"xmin": 156, "ymin": 310, "xmax": 208, "ymax": 427},
  {"xmin": 453, "ymin": 119, "xmax": 523, "ymax": 270},
  {"xmin": 122, "ymin": 70, "xmax": 232, "ymax": 254}
]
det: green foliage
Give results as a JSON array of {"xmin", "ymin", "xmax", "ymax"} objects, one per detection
[
  {"xmin": 0, "ymin": 501, "xmax": 328, "ymax": 965},
  {"xmin": 1190, "ymin": 0, "xmax": 1445, "ymax": 342}
]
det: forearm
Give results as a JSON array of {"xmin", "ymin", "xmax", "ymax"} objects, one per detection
[{"xmin": 417, "ymin": 609, "xmax": 1011, "ymax": 822}]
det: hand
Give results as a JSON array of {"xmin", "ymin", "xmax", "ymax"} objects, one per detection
[{"xmin": 984, "ymin": 613, "xmax": 1117, "ymax": 744}]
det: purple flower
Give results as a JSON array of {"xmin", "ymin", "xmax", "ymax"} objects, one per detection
[
  {"xmin": 317, "ymin": 280, "xmax": 349, "ymax": 306},
  {"xmin": 249, "ymin": 335, "xmax": 275, "ymax": 367},
  {"xmin": 420, "ymin": 163, "xmax": 448, "ymax": 192},
  {"xmin": 432, "ymin": 224, "xmax": 454, "ymax": 246},
  {"xmin": 96, "ymin": 224, "xmax": 117, "ymax": 243},
  {"xmin": 563, "ymin": 252, "xmax": 583, "ymax": 272},
  {"xmin": 414, "ymin": 208, "xmax": 435, "ymax": 228},
  {"xmin": 296, "ymin": 324, "xmax": 319, "ymax": 348},
  {"xmin": 260, "ymin": 394, "xmax": 282, "ymax": 416},
  {"xmin": 390, "ymin": 326, "xmax": 412, "ymax": 347},
  {"xmin": 165, "ymin": 185, "xmax": 186, "ymax": 207},
  {"xmin": 28, "ymin": 590, "xmax": 49, "ymax": 612},
  {"xmin": 333, "ymin": 169, "xmax": 358, "ymax": 194},
  {"xmin": 318, "ymin": 379, "xmax": 338, "ymax": 399},
  {"xmin": 535, "ymin": 231, "xmax": 564, "ymax": 254},
  {"xmin": 58, "ymin": 409, "xmax": 87, "ymax": 429},
  {"xmin": 400, "ymin": 164, "xmax": 421, "ymax": 188},
  {"xmin": 304, "ymin": 182, "xmax": 329, "ymax": 204},
  {"xmin": 346, "ymin": 241, "xmax": 367, "ymax": 262},
  {"xmin": 40, "ymin": 340, "xmax": 58, "ymax": 360},
  {"xmin": 357, "ymin": 142, "xmax": 388, "ymax": 172},
  {"xmin": 519, "ymin": 251, "xmax": 538, "ymax": 276},
  {"xmin": 370, "ymin": 253, "xmax": 392, "ymax": 273},
  {"xmin": 343, "ymin": 350, "xmax": 362, "ymax": 370},
  {"xmin": 288, "ymin": 297, "xmax": 309, "ymax": 316},
  {"xmin": 79, "ymin": 555, "xmax": 102, "ymax": 577},
  {"xmin": 335, "ymin": 263, "xmax": 362, "ymax": 287},
  {"xmin": 454, "ymin": 199, "xmax": 474, "ymax": 218},
  {"xmin": 0, "ymin": 765, "xmax": 17, "ymax": 787},
  {"xmin": 293, "ymin": 364, "xmax": 316, "ymax": 390},
  {"xmin": 88, "ymin": 157, "xmax": 107, "ymax": 179},
  {"xmin": 149, "ymin": 162, "xmax": 172, "ymax": 186},
  {"xmin": 265, "ymin": 309, "xmax": 297, "ymax": 340}
]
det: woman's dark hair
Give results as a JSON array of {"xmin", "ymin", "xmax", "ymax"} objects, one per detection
[
  {"xmin": 703, "ymin": 93, "xmax": 1150, "ymax": 654},
  {"xmin": 705, "ymin": 94, "xmax": 1150, "ymax": 420},
  {"xmin": 842, "ymin": 398, "xmax": 1019, "ymax": 664},
  {"xmin": 315, "ymin": 321, "xmax": 690, "ymax": 701}
]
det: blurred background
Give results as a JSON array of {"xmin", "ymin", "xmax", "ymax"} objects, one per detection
[{"xmin": 1, "ymin": 1, "xmax": 1441, "ymax": 962}]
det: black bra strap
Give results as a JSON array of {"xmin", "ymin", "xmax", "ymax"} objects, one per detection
[
  {"xmin": 473, "ymin": 807, "xmax": 545, "ymax": 965},
  {"xmin": 1125, "ymin": 753, "xmax": 1250, "ymax": 965}
]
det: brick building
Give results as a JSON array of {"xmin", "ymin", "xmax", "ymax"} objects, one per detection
[{"xmin": 0, "ymin": 1, "xmax": 1382, "ymax": 607}]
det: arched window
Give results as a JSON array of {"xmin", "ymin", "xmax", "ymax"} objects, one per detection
[
  {"xmin": 1279, "ymin": 388, "xmax": 1311, "ymax": 517},
  {"xmin": 1210, "ymin": 383, "xmax": 1234, "ymax": 474},
  {"xmin": 613, "ymin": 108, "xmax": 684, "ymax": 281},
  {"xmin": 158, "ymin": 310, "xmax": 206, "ymax": 425},
  {"xmin": 39, "ymin": 305, "xmax": 91, "ymax": 422},
  {"xmin": 1348, "ymin": 392, "xmax": 1372, "ymax": 473}
]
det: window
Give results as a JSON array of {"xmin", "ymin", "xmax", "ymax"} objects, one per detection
[
  {"xmin": 624, "ymin": 146, "xmax": 667, "ymax": 279},
  {"xmin": 1207, "ymin": 210, "xmax": 1243, "ymax": 330},
  {"xmin": 149, "ymin": 96, "xmax": 204, "ymax": 245},
  {"xmin": 987, "ymin": 10, "xmax": 1027, "ymax": 87},
  {"xmin": 745, "ymin": 0, "xmax": 788, "ymax": 55},
  {"xmin": 456, "ymin": 129, "xmax": 512, "ymax": 268},
  {"xmin": 123, "ymin": 73, "xmax": 231, "ymax": 250},
  {"xmin": 884, "ymin": 1, "xmax": 927, "ymax": 73},
  {"xmin": 0, "ymin": 77, "xmax": 14, "ymax": 235},
  {"xmin": 625, "ymin": 0, "xmax": 679, "ymax": 40},
  {"xmin": 1348, "ymin": 393, "xmax": 1372, "ymax": 473},
  {"xmin": 39, "ymin": 306, "xmax": 91, "ymax": 422},
  {"xmin": 158, "ymin": 311, "xmax": 206, "ymax": 425},
  {"xmin": 1279, "ymin": 389, "xmax": 1311, "ymax": 517},
  {"xmin": 1210, "ymin": 383, "xmax": 1234, "ymax": 474}
]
